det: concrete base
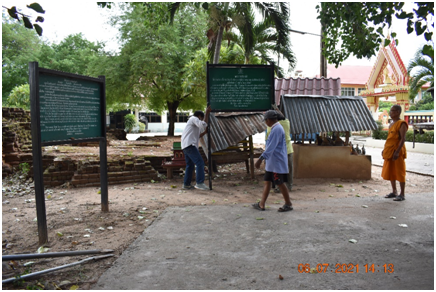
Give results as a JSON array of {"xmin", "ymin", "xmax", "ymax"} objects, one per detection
[{"xmin": 293, "ymin": 144, "xmax": 372, "ymax": 180}]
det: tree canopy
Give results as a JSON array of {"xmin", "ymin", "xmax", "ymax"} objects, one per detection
[
  {"xmin": 2, "ymin": 13, "xmax": 41, "ymax": 103},
  {"xmin": 317, "ymin": 2, "xmax": 434, "ymax": 67},
  {"xmin": 94, "ymin": 3, "xmax": 209, "ymax": 136},
  {"xmin": 38, "ymin": 33, "xmax": 106, "ymax": 75},
  {"xmin": 3, "ymin": 19, "xmax": 107, "ymax": 108},
  {"xmin": 169, "ymin": 2, "xmax": 295, "ymax": 71}
]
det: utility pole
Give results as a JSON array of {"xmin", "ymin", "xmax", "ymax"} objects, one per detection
[{"xmin": 320, "ymin": 23, "xmax": 327, "ymax": 78}]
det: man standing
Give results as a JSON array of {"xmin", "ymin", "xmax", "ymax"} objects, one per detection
[
  {"xmin": 181, "ymin": 106, "xmax": 211, "ymax": 190},
  {"xmin": 382, "ymin": 105, "xmax": 408, "ymax": 201},
  {"xmin": 253, "ymin": 110, "xmax": 293, "ymax": 212}
]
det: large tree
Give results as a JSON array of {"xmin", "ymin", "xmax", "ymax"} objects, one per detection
[
  {"xmin": 317, "ymin": 2, "xmax": 434, "ymax": 67},
  {"xmin": 170, "ymin": 2, "xmax": 293, "ymax": 69},
  {"xmin": 229, "ymin": 5, "xmax": 296, "ymax": 76},
  {"xmin": 99, "ymin": 3, "xmax": 209, "ymax": 136},
  {"xmin": 407, "ymin": 44, "xmax": 434, "ymax": 100},
  {"xmin": 37, "ymin": 33, "xmax": 106, "ymax": 75},
  {"xmin": 2, "ymin": 12, "xmax": 42, "ymax": 103}
]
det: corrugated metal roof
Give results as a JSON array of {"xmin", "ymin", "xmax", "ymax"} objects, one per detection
[
  {"xmin": 275, "ymin": 77, "xmax": 341, "ymax": 105},
  {"xmin": 279, "ymin": 95, "xmax": 378, "ymax": 134},
  {"xmin": 200, "ymin": 112, "xmax": 266, "ymax": 155}
]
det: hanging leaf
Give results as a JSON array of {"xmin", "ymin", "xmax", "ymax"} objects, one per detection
[
  {"xmin": 8, "ymin": 7, "xmax": 19, "ymax": 20},
  {"xmin": 22, "ymin": 16, "xmax": 33, "ymax": 29},
  {"xmin": 383, "ymin": 39, "xmax": 391, "ymax": 47},
  {"xmin": 27, "ymin": 3, "xmax": 45, "ymax": 13}
]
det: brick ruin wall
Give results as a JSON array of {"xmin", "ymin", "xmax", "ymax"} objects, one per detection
[{"xmin": 2, "ymin": 107, "xmax": 170, "ymax": 187}]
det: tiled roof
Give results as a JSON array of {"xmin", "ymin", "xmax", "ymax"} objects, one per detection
[
  {"xmin": 279, "ymin": 95, "xmax": 378, "ymax": 134},
  {"xmin": 275, "ymin": 77, "xmax": 341, "ymax": 105},
  {"xmin": 325, "ymin": 65, "xmax": 373, "ymax": 85}
]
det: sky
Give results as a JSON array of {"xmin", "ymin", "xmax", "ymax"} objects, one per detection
[{"xmin": 3, "ymin": 1, "xmax": 430, "ymax": 78}]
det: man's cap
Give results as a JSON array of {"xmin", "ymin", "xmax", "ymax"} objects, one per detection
[{"xmin": 264, "ymin": 110, "xmax": 278, "ymax": 120}]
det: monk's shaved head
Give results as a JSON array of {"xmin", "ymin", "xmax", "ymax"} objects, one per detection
[{"xmin": 391, "ymin": 105, "xmax": 402, "ymax": 114}]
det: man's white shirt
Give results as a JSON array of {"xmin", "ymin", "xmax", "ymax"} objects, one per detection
[{"xmin": 181, "ymin": 116, "xmax": 207, "ymax": 149}]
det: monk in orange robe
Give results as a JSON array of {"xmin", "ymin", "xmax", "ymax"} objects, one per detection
[{"xmin": 381, "ymin": 105, "xmax": 408, "ymax": 201}]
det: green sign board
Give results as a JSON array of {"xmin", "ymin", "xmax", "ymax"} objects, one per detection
[
  {"xmin": 39, "ymin": 73, "xmax": 102, "ymax": 142},
  {"xmin": 207, "ymin": 64, "xmax": 274, "ymax": 111}
]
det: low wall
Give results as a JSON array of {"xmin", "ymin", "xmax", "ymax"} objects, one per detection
[
  {"xmin": 361, "ymin": 139, "xmax": 434, "ymax": 154},
  {"xmin": 293, "ymin": 144, "xmax": 372, "ymax": 180}
]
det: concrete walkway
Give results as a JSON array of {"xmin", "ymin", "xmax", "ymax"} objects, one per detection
[
  {"xmin": 94, "ymin": 193, "xmax": 434, "ymax": 290},
  {"xmin": 93, "ymin": 133, "xmax": 435, "ymax": 290}
]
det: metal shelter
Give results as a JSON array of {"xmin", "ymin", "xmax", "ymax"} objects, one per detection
[{"xmin": 279, "ymin": 94, "xmax": 378, "ymax": 135}]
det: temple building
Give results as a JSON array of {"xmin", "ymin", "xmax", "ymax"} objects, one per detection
[{"xmin": 359, "ymin": 39, "xmax": 430, "ymax": 120}]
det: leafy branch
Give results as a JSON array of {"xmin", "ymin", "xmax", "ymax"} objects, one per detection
[{"xmin": 2, "ymin": 3, "xmax": 45, "ymax": 36}]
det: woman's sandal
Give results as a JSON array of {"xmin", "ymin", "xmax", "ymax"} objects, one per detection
[
  {"xmin": 393, "ymin": 195, "xmax": 406, "ymax": 201},
  {"xmin": 384, "ymin": 193, "xmax": 397, "ymax": 198},
  {"xmin": 252, "ymin": 202, "xmax": 265, "ymax": 211},
  {"xmin": 278, "ymin": 204, "xmax": 293, "ymax": 212}
]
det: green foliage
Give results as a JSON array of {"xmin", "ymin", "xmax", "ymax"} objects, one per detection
[
  {"xmin": 38, "ymin": 33, "xmax": 106, "ymax": 75},
  {"xmin": 124, "ymin": 114, "xmax": 136, "ymax": 132},
  {"xmin": 409, "ymin": 92, "xmax": 434, "ymax": 111},
  {"xmin": 5, "ymin": 84, "xmax": 30, "ymax": 110},
  {"xmin": 373, "ymin": 128, "xmax": 434, "ymax": 144},
  {"xmin": 378, "ymin": 100, "xmax": 393, "ymax": 112},
  {"xmin": 2, "ymin": 14, "xmax": 42, "ymax": 103},
  {"xmin": 138, "ymin": 122, "xmax": 146, "ymax": 132},
  {"xmin": 407, "ymin": 44, "xmax": 434, "ymax": 100},
  {"xmin": 317, "ymin": 3, "xmax": 434, "ymax": 67},
  {"xmin": 170, "ymin": 2, "xmax": 294, "ymax": 70},
  {"xmin": 372, "ymin": 120, "xmax": 386, "ymax": 139},
  {"xmin": 408, "ymin": 131, "xmax": 434, "ymax": 144},
  {"xmin": 19, "ymin": 162, "xmax": 30, "ymax": 174},
  {"xmin": 99, "ymin": 3, "xmax": 208, "ymax": 135},
  {"xmin": 3, "ymin": 3, "xmax": 45, "ymax": 36},
  {"xmin": 230, "ymin": 4, "xmax": 296, "ymax": 76}
]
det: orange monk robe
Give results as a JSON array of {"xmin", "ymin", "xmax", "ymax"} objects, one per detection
[{"xmin": 381, "ymin": 120, "xmax": 408, "ymax": 182}]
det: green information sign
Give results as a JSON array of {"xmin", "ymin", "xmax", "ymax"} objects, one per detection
[
  {"xmin": 39, "ymin": 73, "xmax": 102, "ymax": 142},
  {"xmin": 207, "ymin": 64, "xmax": 274, "ymax": 111}
]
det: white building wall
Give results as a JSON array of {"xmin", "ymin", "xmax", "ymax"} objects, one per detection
[{"xmin": 147, "ymin": 122, "xmax": 187, "ymax": 133}]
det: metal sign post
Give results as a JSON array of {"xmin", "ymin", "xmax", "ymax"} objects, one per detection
[
  {"xmin": 29, "ymin": 62, "xmax": 108, "ymax": 245},
  {"xmin": 29, "ymin": 62, "xmax": 48, "ymax": 245}
]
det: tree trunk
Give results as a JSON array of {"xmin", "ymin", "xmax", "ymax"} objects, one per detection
[
  {"xmin": 213, "ymin": 25, "xmax": 224, "ymax": 64},
  {"xmin": 167, "ymin": 101, "xmax": 180, "ymax": 137}
]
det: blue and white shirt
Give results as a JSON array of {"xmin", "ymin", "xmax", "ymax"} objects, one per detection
[{"xmin": 260, "ymin": 122, "xmax": 288, "ymax": 174}]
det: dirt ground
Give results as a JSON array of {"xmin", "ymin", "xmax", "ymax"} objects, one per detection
[{"xmin": 2, "ymin": 138, "xmax": 434, "ymax": 290}]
